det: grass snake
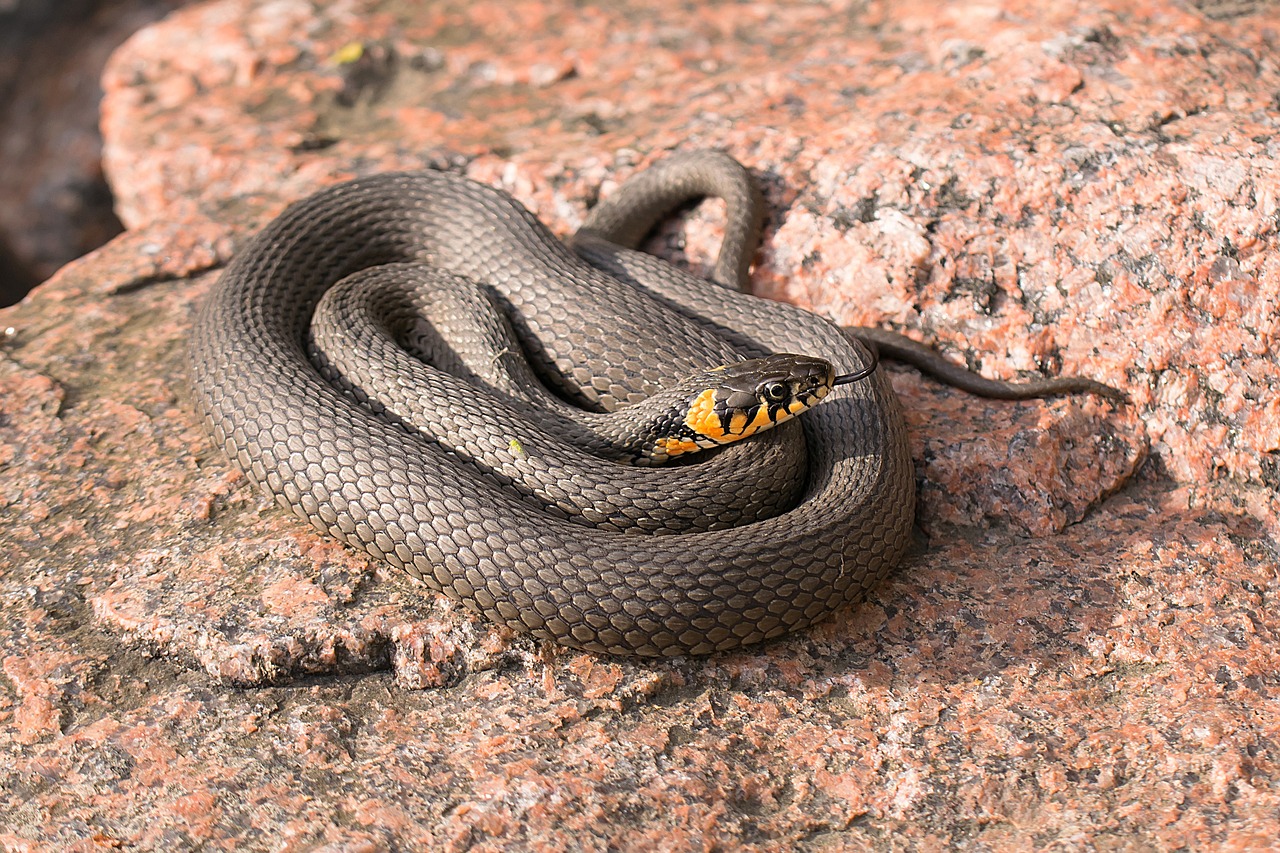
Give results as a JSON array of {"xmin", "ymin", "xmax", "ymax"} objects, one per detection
[{"xmin": 189, "ymin": 151, "xmax": 1115, "ymax": 656}]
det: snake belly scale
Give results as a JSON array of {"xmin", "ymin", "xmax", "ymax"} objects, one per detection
[{"xmin": 189, "ymin": 151, "xmax": 915, "ymax": 656}]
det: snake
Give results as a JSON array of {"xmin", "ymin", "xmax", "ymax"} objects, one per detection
[{"xmin": 189, "ymin": 150, "xmax": 1116, "ymax": 656}]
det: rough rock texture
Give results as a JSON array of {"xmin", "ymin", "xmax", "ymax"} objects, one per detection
[{"xmin": 1, "ymin": 0, "xmax": 1277, "ymax": 848}]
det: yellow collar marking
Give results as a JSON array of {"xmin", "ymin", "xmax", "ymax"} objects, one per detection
[{"xmin": 683, "ymin": 388, "xmax": 724, "ymax": 441}]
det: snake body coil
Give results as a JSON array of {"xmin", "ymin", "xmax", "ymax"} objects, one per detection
[{"xmin": 189, "ymin": 152, "xmax": 915, "ymax": 656}]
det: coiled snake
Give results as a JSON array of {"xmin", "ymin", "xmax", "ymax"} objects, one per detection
[{"xmin": 189, "ymin": 151, "xmax": 1112, "ymax": 656}]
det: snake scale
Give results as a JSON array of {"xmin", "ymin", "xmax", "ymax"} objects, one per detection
[{"xmin": 190, "ymin": 151, "xmax": 979, "ymax": 656}]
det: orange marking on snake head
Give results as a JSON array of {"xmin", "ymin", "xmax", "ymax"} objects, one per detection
[
  {"xmin": 726, "ymin": 401, "xmax": 780, "ymax": 441},
  {"xmin": 684, "ymin": 388, "xmax": 727, "ymax": 442},
  {"xmin": 745, "ymin": 404, "xmax": 775, "ymax": 434}
]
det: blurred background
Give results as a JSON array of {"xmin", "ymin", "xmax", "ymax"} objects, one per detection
[{"xmin": 0, "ymin": 0, "xmax": 186, "ymax": 306}]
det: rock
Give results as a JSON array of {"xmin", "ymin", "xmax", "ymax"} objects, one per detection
[{"xmin": 1, "ymin": 0, "xmax": 1276, "ymax": 848}]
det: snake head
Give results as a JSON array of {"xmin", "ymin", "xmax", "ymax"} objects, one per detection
[{"xmin": 642, "ymin": 354, "xmax": 836, "ymax": 463}]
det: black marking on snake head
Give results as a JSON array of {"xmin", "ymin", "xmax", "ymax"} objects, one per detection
[{"xmin": 710, "ymin": 354, "xmax": 835, "ymax": 425}]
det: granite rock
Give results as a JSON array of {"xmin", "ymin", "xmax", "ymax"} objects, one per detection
[{"xmin": 2, "ymin": 0, "xmax": 1277, "ymax": 848}]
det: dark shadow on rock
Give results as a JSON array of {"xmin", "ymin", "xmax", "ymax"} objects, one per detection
[{"xmin": 0, "ymin": 0, "xmax": 195, "ymax": 306}]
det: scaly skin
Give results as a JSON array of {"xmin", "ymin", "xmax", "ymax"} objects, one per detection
[{"xmin": 189, "ymin": 151, "xmax": 913, "ymax": 655}]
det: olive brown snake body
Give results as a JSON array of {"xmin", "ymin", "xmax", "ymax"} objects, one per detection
[{"xmin": 189, "ymin": 151, "xmax": 1115, "ymax": 656}]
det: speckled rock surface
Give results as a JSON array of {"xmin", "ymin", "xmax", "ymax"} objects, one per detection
[{"xmin": 2, "ymin": 0, "xmax": 1277, "ymax": 847}]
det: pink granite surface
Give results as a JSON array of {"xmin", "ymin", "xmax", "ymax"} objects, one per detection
[{"xmin": 2, "ymin": 0, "xmax": 1277, "ymax": 848}]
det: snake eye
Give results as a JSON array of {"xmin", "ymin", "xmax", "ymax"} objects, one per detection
[{"xmin": 761, "ymin": 381, "xmax": 789, "ymax": 402}]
